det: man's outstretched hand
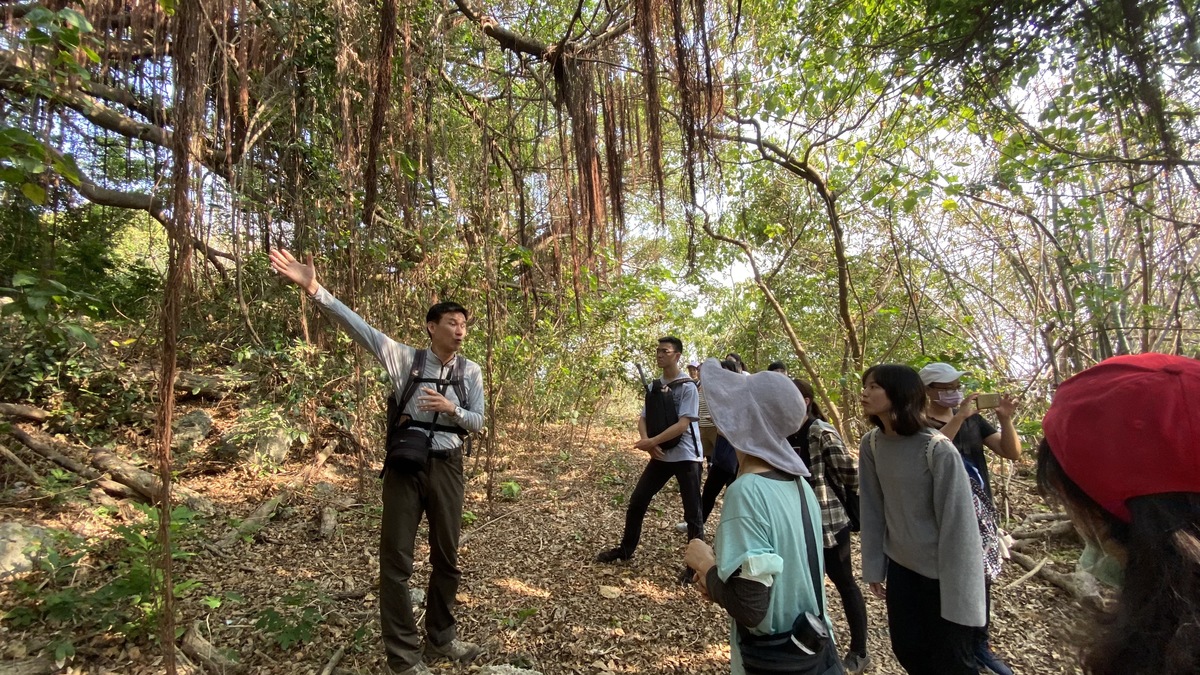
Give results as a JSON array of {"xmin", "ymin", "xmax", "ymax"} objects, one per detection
[{"xmin": 269, "ymin": 248, "xmax": 319, "ymax": 295}]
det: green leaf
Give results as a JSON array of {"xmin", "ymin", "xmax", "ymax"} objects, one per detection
[
  {"xmin": 20, "ymin": 183, "xmax": 45, "ymax": 205},
  {"xmin": 58, "ymin": 8, "xmax": 93, "ymax": 32},
  {"xmin": 64, "ymin": 324, "xmax": 98, "ymax": 349},
  {"xmin": 941, "ymin": 198, "xmax": 958, "ymax": 211},
  {"xmin": 12, "ymin": 271, "xmax": 39, "ymax": 288},
  {"xmin": 398, "ymin": 153, "xmax": 419, "ymax": 180}
]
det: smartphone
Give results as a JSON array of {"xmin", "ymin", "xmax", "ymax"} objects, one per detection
[{"xmin": 976, "ymin": 393, "xmax": 1001, "ymax": 409}]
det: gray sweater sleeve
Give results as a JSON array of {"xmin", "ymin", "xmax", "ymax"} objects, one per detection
[
  {"xmin": 309, "ymin": 285, "xmax": 414, "ymax": 386},
  {"xmin": 930, "ymin": 439, "xmax": 987, "ymax": 627},
  {"xmin": 859, "ymin": 431, "xmax": 888, "ymax": 583}
]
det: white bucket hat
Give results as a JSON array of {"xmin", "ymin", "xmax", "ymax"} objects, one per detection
[{"xmin": 698, "ymin": 358, "xmax": 809, "ymax": 477}]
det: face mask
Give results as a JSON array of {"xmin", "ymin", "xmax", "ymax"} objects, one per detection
[
  {"xmin": 1077, "ymin": 538, "xmax": 1124, "ymax": 588},
  {"xmin": 937, "ymin": 390, "xmax": 965, "ymax": 407}
]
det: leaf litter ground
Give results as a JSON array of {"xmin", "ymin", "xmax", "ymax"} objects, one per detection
[{"xmin": 1, "ymin": 420, "xmax": 1093, "ymax": 674}]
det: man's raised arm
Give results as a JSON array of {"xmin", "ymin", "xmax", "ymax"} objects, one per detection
[{"xmin": 269, "ymin": 248, "xmax": 413, "ymax": 381}]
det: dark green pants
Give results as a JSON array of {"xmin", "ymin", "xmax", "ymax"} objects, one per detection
[{"xmin": 380, "ymin": 451, "xmax": 464, "ymax": 671}]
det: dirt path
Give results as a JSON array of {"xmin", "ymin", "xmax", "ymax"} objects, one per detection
[{"xmin": 1, "ymin": 422, "xmax": 1091, "ymax": 674}]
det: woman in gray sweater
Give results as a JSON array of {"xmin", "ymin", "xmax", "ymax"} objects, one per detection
[{"xmin": 858, "ymin": 364, "xmax": 985, "ymax": 675}]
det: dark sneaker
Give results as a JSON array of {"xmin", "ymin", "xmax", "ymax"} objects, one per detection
[
  {"xmin": 425, "ymin": 638, "xmax": 481, "ymax": 663},
  {"xmin": 594, "ymin": 546, "xmax": 630, "ymax": 563},
  {"xmin": 976, "ymin": 641, "xmax": 1014, "ymax": 675},
  {"xmin": 843, "ymin": 650, "xmax": 872, "ymax": 674}
]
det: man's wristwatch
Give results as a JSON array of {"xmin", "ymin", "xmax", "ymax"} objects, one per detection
[{"xmin": 454, "ymin": 406, "xmax": 465, "ymax": 419}]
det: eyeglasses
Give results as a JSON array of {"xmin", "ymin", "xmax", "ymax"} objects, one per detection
[{"xmin": 655, "ymin": 348, "xmax": 675, "ymax": 355}]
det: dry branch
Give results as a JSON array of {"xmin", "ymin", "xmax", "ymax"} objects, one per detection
[
  {"xmin": 318, "ymin": 646, "xmax": 345, "ymax": 675},
  {"xmin": 1011, "ymin": 521, "xmax": 1076, "ymax": 541},
  {"xmin": 0, "ymin": 656, "xmax": 56, "ymax": 675},
  {"xmin": 1025, "ymin": 511, "xmax": 1069, "ymax": 523},
  {"xmin": 0, "ymin": 442, "xmax": 40, "ymax": 483},
  {"xmin": 219, "ymin": 493, "xmax": 288, "ymax": 548},
  {"xmin": 0, "ymin": 403, "xmax": 50, "ymax": 422},
  {"xmin": 1009, "ymin": 550, "xmax": 1106, "ymax": 612},
  {"xmin": 181, "ymin": 622, "xmax": 242, "ymax": 673}
]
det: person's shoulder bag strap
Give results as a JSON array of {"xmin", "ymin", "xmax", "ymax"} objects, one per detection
[{"xmin": 795, "ymin": 478, "xmax": 828, "ymax": 620}]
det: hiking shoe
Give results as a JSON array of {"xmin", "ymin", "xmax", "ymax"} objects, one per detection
[
  {"xmin": 674, "ymin": 521, "xmax": 688, "ymax": 533},
  {"xmin": 594, "ymin": 546, "xmax": 630, "ymax": 563},
  {"xmin": 388, "ymin": 662, "xmax": 430, "ymax": 675},
  {"xmin": 843, "ymin": 650, "xmax": 872, "ymax": 674},
  {"xmin": 976, "ymin": 641, "xmax": 1013, "ymax": 675},
  {"xmin": 425, "ymin": 638, "xmax": 481, "ymax": 663},
  {"xmin": 677, "ymin": 564, "xmax": 696, "ymax": 586}
]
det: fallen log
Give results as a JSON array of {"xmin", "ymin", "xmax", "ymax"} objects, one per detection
[
  {"xmin": 7, "ymin": 428, "xmax": 140, "ymax": 501},
  {"xmin": 8, "ymin": 427, "xmax": 98, "ymax": 479},
  {"xmin": 219, "ymin": 492, "xmax": 288, "ymax": 548},
  {"xmin": 90, "ymin": 447, "xmax": 216, "ymax": 516},
  {"xmin": 181, "ymin": 621, "xmax": 242, "ymax": 673},
  {"xmin": 0, "ymin": 403, "xmax": 50, "ymax": 423}
]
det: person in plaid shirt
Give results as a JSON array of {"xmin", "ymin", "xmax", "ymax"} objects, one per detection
[{"xmin": 788, "ymin": 378, "xmax": 871, "ymax": 674}]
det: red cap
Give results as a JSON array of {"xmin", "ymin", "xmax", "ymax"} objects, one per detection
[{"xmin": 1042, "ymin": 353, "xmax": 1200, "ymax": 522}]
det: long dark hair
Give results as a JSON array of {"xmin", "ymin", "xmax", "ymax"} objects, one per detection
[
  {"xmin": 792, "ymin": 378, "xmax": 826, "ymax": 422},
  {"xmin": 1038, "ymin": 439, "xmax": 1200, "ymax": 675},
  {"xmin": 861, "ymin": 364, "xmax": 927, "ymax": 436},
  {"xmin": 724, "ymin": 352, "xmax": 745, "ymax": 372}
]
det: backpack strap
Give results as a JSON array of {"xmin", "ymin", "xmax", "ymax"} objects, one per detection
[
  {"xmin": 397, "ymin": 348, "xmax": 429, "ymax": 410},
  {"xmin": 453, "ymin": 354, "xmax": 468, "ymax": 406},
  {"xmin": 923, "ymin": 431, "xmax": 951, "ymax": 472}
]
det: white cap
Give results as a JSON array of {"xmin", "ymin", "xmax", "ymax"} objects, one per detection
[
  {"xmin": 918, "ymin": 362, "xmax": 967, "ymax": 385},
  {"xmin": 686, "ymin": 360, "xmax": 701, "ymax": 369}
]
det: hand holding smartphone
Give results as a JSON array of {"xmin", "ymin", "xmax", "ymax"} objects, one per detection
[{"xmin": 976, "ymin": 392, "xmax": 1001, "ymax": 409}]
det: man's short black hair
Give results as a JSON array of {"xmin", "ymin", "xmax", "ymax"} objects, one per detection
[
  {"xmin": 767, "ymin": 361, "xmax": 786, "ymax": 372},
  {"xmin": 427, "ymin": 302, "xmax": 469, "ymax": 324},
  {"xmin": 658, "ymin": 336, "xmax": 684, "ymax": 354}
]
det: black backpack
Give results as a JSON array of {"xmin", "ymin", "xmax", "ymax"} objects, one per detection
[{"xmin": 639, "ymin": 367, "xmax": 695, "ymax": 450}]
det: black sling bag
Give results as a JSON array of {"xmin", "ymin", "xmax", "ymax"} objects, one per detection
[{"xmin": 384, "ymin": 349, "xmax": 470, "ymax": 473}]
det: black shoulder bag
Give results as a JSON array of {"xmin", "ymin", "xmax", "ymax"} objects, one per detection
[{"xmin": 735, "ymin": 479, "xmax": 846, "ymax": 675}]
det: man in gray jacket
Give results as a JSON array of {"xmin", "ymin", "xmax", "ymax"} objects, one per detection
[{"xmin": 269, "ymin": 249, "xmax": 484, "ymax": 675}]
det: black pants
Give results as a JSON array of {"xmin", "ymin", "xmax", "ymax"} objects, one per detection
[
  {"xmin": 885, "ymin": 559, "xmax": 976, "ymax": 675},
  {"xmin": 700, "ymin": 464, "xmax": 737, "ymax": 523},
  {"xmin": 380, "ymin": 451, "xmax": 464, "ymax": 671},
  {"xmin": 824, "ymin": 527, "xmax": 868, "ymax": 655},
  {"xmin": 618, "ymin": 459, "xmax": 704, "ymax": 554}
]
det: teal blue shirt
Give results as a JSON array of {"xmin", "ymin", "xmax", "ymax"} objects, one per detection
[{"xmin": 714, "ymin": 472, "xmax": 829, "ymax": 674}]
